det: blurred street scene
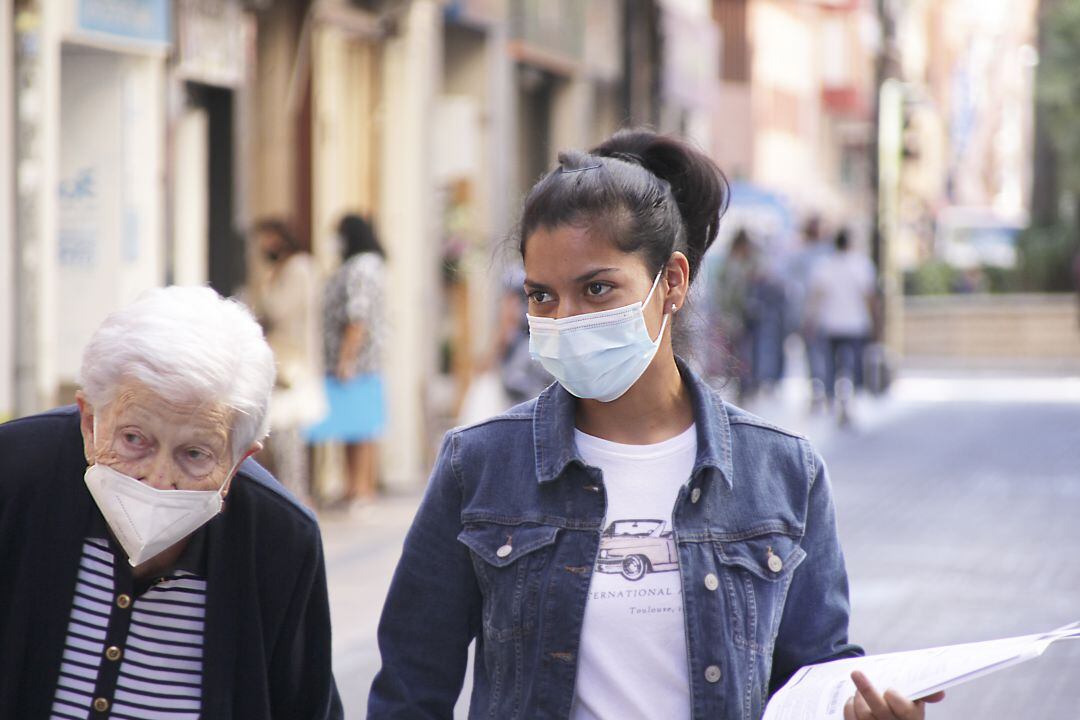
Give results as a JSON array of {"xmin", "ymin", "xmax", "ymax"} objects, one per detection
[{"xmin": 3, "ymin": 0, "xmax": 1080, "ymax": 717}]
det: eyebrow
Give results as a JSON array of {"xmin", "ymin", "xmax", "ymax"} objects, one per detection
[{"xmin": 524, "ymin": 267, "xmax": 620, "ymax": 289}]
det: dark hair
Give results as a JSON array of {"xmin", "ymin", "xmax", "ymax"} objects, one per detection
[
  {"xmin": 731, "ymin": 228, "xmax": 752, "ymax": 252},
  {"xmin": 518, "ymin": 129, "xmax": 729, "ymax": 283},
  {"xmin": 253, "ymin": 218, "xmax": 301, "ymax": 255},
  {"xmin": 835, "ymin": 228, "xmax": 850, "ymax": 251},
  {"xmin": 338, "ymin": 213, "xmax": 385, "ymax": 259}
]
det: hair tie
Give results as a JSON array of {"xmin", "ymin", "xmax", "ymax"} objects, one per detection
[
  {"xmin": 559, "ymin": 164, "xmax": 602, "ymax": 174},
  {"xmin": 609, "ymin": 151, "xmax": 646, "ymax": 167}
]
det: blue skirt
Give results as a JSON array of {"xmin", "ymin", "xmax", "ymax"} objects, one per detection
[{"xmin": 304, "ymin": 373, "xmax": 386, "ymax": 443}]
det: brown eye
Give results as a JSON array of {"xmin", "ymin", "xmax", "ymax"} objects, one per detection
[
  {"xmin": 586, "ymin": 283, "xmax": 611, "ymax": 297},
  {"xmin": 528, "ymin": 290, "xmax": 554, "ymax": 304}
]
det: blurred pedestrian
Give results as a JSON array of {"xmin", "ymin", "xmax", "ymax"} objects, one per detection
[
  {"xmin": 787, "ymin": 216, "xmax": 832, "ymax": 409},
  {"xmin": 0, "ymin": 286, "xmax": 341, "ymax": 718},
  {"xmin": 713, "ymin": 229, "xmax": 760, "ymax": 401},
  {"xmin": 458, "ymin": 268, "xmax": 554, "ymax": 426},
  {"xmin": 496, "ymin": 267, "xmax": 554, "ymax": 404},
  {"xmin": 248, "ymin": 218, "xmax": 326, "ymax": 505},
  {"xmin": 749, "ymin": 254, "xmax": 789, "ymax": 393},
  {"xmin": 368, "ymin": 129, "xmax": 937, "ymax": 720},
  {"xmin": 807, "ymin": 229, "xmax": 878, "ymax": 425},
  {"xmin": 306, "ymin": 214, "xmax": 387, "ymax": 509}
]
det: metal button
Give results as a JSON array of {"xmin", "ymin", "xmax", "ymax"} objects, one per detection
[
  {"xmin": 93, "ymin": 697, "xmax": 110, "ymax": 712},
  {"xmin": 704, "ymin": 665, "xmax": 722, "ymax": 683},
  {"xmin": 116, "ymin": 594, "xmax": 131, "ymax": 609},
  {"xmin": 768, "ymin": 554, "xmax": 784, "ymax": 573},
  {"xmin": 105, "ymin": 646, "xmax": 122, "ymax": 662},
  {"xmin": 704, "ymin": 573, "xmax": 719, "ymax": 591},
  {"xmin": 496, "ymin": 544, "xmax": 513, "ymax": 558},
  {"xmin": 690, "ymin": 487, "xmax": 702, "ymax": 504}
]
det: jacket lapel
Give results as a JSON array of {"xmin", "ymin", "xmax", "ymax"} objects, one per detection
[
  {"xmin": 26, "ymin": 415, "xmax": 94, "ymax": 717},
  {"xmin": 202, "ymin": 508, "xmax": 240, "ymax": 719}
]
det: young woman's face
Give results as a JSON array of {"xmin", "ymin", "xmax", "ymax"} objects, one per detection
[{"xmin": 522, "ymin": 225, "xmax": 667, "ymax": 337}]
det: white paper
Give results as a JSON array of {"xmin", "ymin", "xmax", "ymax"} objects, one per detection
[{"xmin": 763, "ymin": 622, "xmax": 1080, "ymax": 720}]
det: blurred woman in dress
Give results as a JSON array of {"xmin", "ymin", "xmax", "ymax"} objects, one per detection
[{"xmin": 306, "ymin": 214, "xmax": 387, "ymax": 508}]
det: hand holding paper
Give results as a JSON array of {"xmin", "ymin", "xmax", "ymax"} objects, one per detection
[
  {"xmin": 844, "ymin": 670, "xmax": 945, "ymax": 720},
  {"xmin": 764, "ymin": 622, "xmax": 1080, "ymax": 720}
]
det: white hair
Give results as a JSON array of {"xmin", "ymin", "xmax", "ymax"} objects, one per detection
[{"xmin": 78, "ymin": 286, "xmax": 276, "ymax": 461}]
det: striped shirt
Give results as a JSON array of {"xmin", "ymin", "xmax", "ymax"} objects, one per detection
[{"xmin": 49, "ymin": 537, "xmax": 207, "ymax": 720}]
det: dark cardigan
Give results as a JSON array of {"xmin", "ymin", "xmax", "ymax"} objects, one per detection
[{"xmin": 0, "ymin": 407, "xmax": 343, "ymax": 719}]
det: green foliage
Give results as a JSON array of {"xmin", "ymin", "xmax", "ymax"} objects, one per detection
[
  {"xmin": 904, "ymin": 260, "xmax": 956, "ymax": 295},
  {"xmin": 981, "ymin": 265, "xmax": 1022, "ymax": 293},
  {"xmin": 904, "ymin": 226, "xmax": 1078, "ymax": 294},
  {"xmin": 1038, "ymin": 1, "xmax": 1080, "ymax": 196},
  {"xmin": 1017, "ymin": 224, "xmax": 1078, "ymax": 292}
]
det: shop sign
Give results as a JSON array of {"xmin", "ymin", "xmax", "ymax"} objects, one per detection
[
  {"xmin": 76, "ymin": 0, "xmax": 171, "ymax": 48},
  {"xmin": 175, "ymin": 0, "xmax": 247, "ymax": 88}
]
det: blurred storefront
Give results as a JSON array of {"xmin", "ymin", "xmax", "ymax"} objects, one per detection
[
  {"xmin": 0, "ymin": 0, "xmax": 13, "ymax": 421},
  {"xmin": 2, "ymin": 0, "xmax": 745, "ymax": 485},
  {"xmin": 171, "ymin": 0, "xmax": 253, "ymax": 295},
  {"xmin": 659, "ymin": 0, "xmax": 719, "ymax": 149},
  {"xmin": 710, "ymin": 0, "xmax": 876, "ymax": 246},
  {"xmin": 12, "ymin": 0, "xmax": 173, "ymax": 412}
]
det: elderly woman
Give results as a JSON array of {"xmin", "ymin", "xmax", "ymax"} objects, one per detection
[{"xmin": 0, "ymin": 286, "xmax": 342, "ymax": 719}]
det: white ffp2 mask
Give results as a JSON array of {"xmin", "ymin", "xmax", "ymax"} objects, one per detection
[
  {"xmin": 84, "ymin": 463, "xmax": 230, "ymax": 567},
  {"xmin": 527, "ymin": 271, "xmax": 669, "ymax": 402}
]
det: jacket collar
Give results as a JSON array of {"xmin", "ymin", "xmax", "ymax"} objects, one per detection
[{"xmin": 533, "ymin": 356, "xmax": 734, "ymax": 488}]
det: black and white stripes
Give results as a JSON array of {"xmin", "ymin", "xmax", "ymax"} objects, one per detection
[{"xmin": 49, "ymin": 538, "xmax": 207, "ymax": 720}]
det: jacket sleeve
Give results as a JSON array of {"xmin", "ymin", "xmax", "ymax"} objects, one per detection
[
  {"xmin": 769, "ymin": 447, "xmax": 864, "ymax": 696},
  {"xmin": 368, "ymin": 431, "xmax": 481, "ymax": 719},
  {"xmin": 269, "ymin": 524, "xmax": 344, "ymax": 719}
]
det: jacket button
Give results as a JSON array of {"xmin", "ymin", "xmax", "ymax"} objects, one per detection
[
  {"xmin": 690, "ymin": 487, "xmax": 702, "ymax": 504},
  {"xmin": 116, "ymin": 594, "xmax": 131, "ymax": 609},
  {"xmin": 105, "ymin": 646, "xmax": 122, "ymax": 661},
  {"xmin": 705, "ymin": 665, "xmax": 722, "ymax": 683},
  {"xmin": 496, "ymin": 544, "xmax": 513, "ymax": 558},
  {"xmin": 768, "ymin": 554, "xmax": 784, "ymax": 573},
  {"xmin": 704, "ymin": 573, "xmax": 719, "ymax": 591},
  {"xmin": 93, "ymin": 697, "xmax": 110, "ymax": 712}
]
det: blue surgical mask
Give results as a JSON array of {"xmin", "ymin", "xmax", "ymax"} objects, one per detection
[{"xmin": 527, "ymin": 271, "xmax": 669, "ymax": 402}]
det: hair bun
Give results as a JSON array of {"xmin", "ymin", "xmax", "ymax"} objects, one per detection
[{"xmin": 593, "ymin": 130, "xmax": 729, "ymax": 278}]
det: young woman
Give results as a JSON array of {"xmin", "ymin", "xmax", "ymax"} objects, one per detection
[{"xmin": 368, "ymin": 130, "xmax": 943, "ymax": 720}]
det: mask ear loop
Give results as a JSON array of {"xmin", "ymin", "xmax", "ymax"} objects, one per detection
[
  {"xmin": 642, "ymin": 269, "xmax": 673, "ymax": 345},
  {"xmin": 91, "ymin": 414, "xmax": 106, "ymax": 465},
  {"xmin": 642, "ymin": 268, "xmax": 665, "ymax": 307},
  {"xmin": 219, "ymin": 454, "xmax": 246, "ymax": 500}
]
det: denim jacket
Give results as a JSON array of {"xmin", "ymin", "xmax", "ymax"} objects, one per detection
[{"xmin": 369, "ymin": 360, "xmax": 862, "ymax": 720}]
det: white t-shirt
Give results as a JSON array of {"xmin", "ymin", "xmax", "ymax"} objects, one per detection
[
  {"xmin": 570, "ymin": 424, "xmax": 697, "ymax": 720},
  {"xmin": 809, "ymin": 250, "xmax": 876, "ymax": 337}
]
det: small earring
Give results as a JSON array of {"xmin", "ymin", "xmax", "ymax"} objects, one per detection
[{"xmin": 671, "ymin": 304, "xmax": 678, "ymax": 312}]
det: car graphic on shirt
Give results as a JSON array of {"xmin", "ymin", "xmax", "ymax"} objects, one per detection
[{"xmin": 595, "ymin": 519, "xmax": 678, "ymax": 581}]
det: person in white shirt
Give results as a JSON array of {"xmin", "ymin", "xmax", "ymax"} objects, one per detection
[{"xmin": 806, "ymin": 230, "xmax": 878, "ymax": 421}]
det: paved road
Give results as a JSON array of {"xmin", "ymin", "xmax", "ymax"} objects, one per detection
[{"xmin": 323, "ymin": 374, "xmax": 1080, "ymax": 719}]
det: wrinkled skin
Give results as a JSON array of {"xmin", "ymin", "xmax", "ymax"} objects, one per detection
[{"xmin": 76, "ymin": 381, "xmax": 260, "ymax": 576}]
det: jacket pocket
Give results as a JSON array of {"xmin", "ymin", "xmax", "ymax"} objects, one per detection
[
  {"xmin": 714, "ymin": 532, "xmax": 807, "ymax": 652},
  {"xmin": 458, "ymin": 522, "xmax": 560, "ymax": 642},
  {"xmin": 716, "ymin": 533, "xmax": 806, "ymax": 581}
]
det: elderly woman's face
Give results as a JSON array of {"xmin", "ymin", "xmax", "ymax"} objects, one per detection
[{"xmin": 79, "ymin": 382, "xmax": 236, "ymax": 492}]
